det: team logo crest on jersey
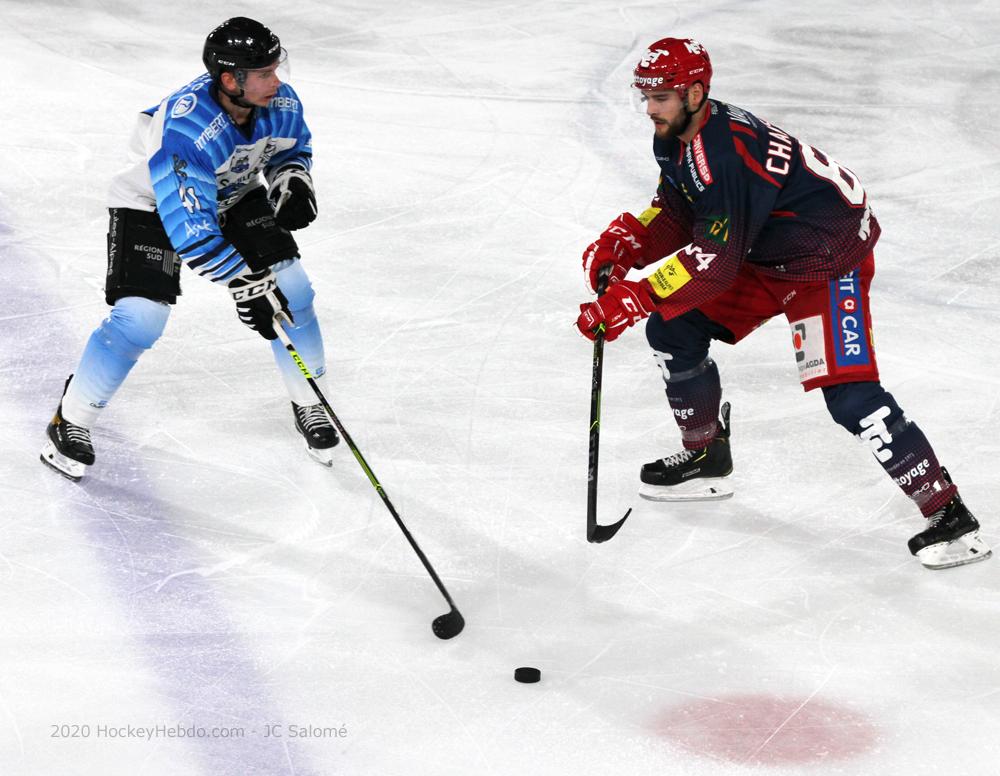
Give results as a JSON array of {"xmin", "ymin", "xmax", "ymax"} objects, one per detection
[
  {"xmin": 171, "ymin": 93, "xmax": 198, "ymax": 118},
  {"xmin": 231, "ymin": 153, "xmax": 251, "ymax": 175}
]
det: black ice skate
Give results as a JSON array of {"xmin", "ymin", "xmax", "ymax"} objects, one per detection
[
  {"xmin": 908, "ymin": 470, "xmax": 992, "ymax": 570},
  {"xmin": 292, "ymin": 401, "xmax": 340, "ymax": 466},
  {"xmin": 639, "ymin": 402, "xmax": 733, "ymax": 502},
  {"xmin": 40, "ymin": 377, "xmax": 95, "ymax": 482}
]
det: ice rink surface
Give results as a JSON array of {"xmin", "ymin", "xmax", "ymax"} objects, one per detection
[{"xmin": 2, "ymin": 1, "xmax": 999, "ymax": 774}]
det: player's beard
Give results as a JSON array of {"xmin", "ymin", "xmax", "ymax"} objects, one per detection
[{"xmin": 652, "ymin": 107, "xmax": 693, "ymax": 139}]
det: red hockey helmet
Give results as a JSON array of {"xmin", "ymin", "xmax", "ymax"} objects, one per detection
[{"xmin": 633, "ymin": 38, "xmax": 712, "ymax": 97}]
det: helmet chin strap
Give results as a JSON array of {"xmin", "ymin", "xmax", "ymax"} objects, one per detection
[
  {"xmin": 677, "ymin": 90, "xmax": 703, "ymax": 135},
  {"xmin": 218, "ymin": 71, "xmax": 255, "ymax": 109}
]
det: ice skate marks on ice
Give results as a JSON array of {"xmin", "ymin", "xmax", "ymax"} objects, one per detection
[{"xmin": 639, "ymin": 477, "xmax": 733, "ymax": 502}]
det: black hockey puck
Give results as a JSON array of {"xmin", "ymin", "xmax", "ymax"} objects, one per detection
[{"xmin": 514, "ymin": 666, "xmax": 541, "ymax": 683}]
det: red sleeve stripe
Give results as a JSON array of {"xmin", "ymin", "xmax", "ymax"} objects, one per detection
[
  {"xmin": 733, "ymin": 137, "xmax": 782, "ymax": 188},
  {"xmin": 729, "ymin": 122, "xmax": 756, "ymax": 138},
  {"xmin": 770, "ymin": 210, "xmax": 797, "ymax": 217}
]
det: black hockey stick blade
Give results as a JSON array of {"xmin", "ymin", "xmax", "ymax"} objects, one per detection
[
  {"xmin": 432, "ymin": 607, "xmax": 465, "ymax": 640},
  {"xmin": 587, "ymin": 507, "xmax": 632, "ymax": 543},
  {"xmin": 272, "ymin": 310, "xmax": 467, "ymax": 641}
]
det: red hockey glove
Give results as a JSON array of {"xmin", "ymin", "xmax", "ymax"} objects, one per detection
[
  {"xmin": 576, "ymin": 279, "xmax": 657, "ymax": 342},
  {"xmin": 582, "ymin": 213, "xmax": 649, "ymax": 294}
]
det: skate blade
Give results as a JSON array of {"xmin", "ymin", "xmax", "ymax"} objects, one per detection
[
  {"xmin": 916, "ymin": 531, "xmax": 993, "ymax": 570},
  {"xmin": 639, "ymin": 478, "xmax": 733, "ymax": 502},
  {"xmin": 39, "ymin": 442, "xmax": 87, "ymax": 481},
  {"xmin": 305, "ymin": 442, "xmax": 334, "ymax": 467}
]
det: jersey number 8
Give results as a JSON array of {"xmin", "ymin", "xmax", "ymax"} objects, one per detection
[{"xmin": 800, "ymin": 145, "xmax": 867, "ymax": 207}]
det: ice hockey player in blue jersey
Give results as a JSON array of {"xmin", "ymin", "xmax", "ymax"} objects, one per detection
[
  {"xmin": 575, "ymin": 37, "xmax": 990, "ymax": 570},
  {"xmin": 41, "ymin": 17, "xmax": 339, "ymax": 479}
]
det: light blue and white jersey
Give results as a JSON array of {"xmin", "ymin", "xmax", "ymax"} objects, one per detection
[{"xmin": 107, "ymin": 73, "xmax": 312, "ymax": 284}]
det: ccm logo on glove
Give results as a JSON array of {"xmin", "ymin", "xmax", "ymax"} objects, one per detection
[
  {"xmin": 576, "ymin": 279, "xmax": 657, "ymax": 342},
  {"xmin": 228, "ymin": 270, "xmax": 293, "ymax": 340},
  {"xmin": 581, "ymin": 212, "xmax": 650, "ymax": 294}
]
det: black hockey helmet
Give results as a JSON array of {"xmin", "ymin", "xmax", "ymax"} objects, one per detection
[{"xmin": 202, "ymin": 17, "xmax": 282, "ymax": 82}]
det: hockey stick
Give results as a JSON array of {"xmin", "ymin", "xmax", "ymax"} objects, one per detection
[
  {"xmin": 587, "ymin": 267, "xmax": 632, "ymax": 543},
  {"xmin": 271, "ymin": 310, "xmax": 465, "ymax": 640}
]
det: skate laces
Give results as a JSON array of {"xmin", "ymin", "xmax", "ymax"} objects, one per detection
[
  {"xmin": 660, "ymin": 448, "xmax": 696, "ymax": 468},
  {"xmin": 64, "ymin": 421, "xmax": 93, "ymax": 449},
  {"xmin": 296, "ymin": 404, "xmax": 330, "ymax": 431}
]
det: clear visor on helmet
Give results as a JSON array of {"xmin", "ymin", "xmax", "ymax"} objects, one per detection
[
  {"xmin": 630, "ymin": 85, "xmax": 679, "ymax": 115},
  {"xmin": 235, "ymin": 48, "xmax": 290, "ymax": 86}
]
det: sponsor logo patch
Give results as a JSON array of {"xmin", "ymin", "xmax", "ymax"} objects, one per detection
[
  {"xmin": 829, "ymin": 268, "xmax": 872, "ymax": 367},
  {"xmin": 705, "ymin": 215, "xmax": 730, "ymax": 245},
  {"xmin": 648, "ymin": 256, "xmax": 692, "ymax": 298},
  {"xmin": 692, "ymin": 135, "xmax": 713, "ymax": 185},
  {"xmin": 790, "ymin": 315, "xmax": 828, "ymax": 383},
  {"xmin": 637, "ymin": 206, "xmax": 662, "ymax": 227},
  {"xmin": 195, "ymin": 112, "xmax": 229, "ymax": 151},
  {"xmin": 686, "ymin": 148, "xmax": 705, "ymax": 193},
  {"xmin": 635, "ymin": 75, "xmax": 665, "ymax": 88},
  {"xmin": 268, "ymin": 96, "xmax": 300, "ymax": 111}
]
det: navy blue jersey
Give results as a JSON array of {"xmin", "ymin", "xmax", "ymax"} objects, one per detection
[{"xmin": 644, "ymin": 99, "xmax": 879, "ymax": 320}]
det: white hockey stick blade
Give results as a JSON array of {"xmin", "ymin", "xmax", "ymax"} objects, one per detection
[
  {"xmin": 639, "ymin": 477, "xmax": 733, "ymax": 502},
  {"xmin": 915, "ymin": 531, "xmax": 992, "ymax": 570},
  {"xmin": 39, "ymin": 441, "xmax": 88, "ymax": 481}
]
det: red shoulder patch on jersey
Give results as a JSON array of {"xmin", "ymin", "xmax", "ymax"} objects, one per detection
[
  {"xmin": 692, "ymin": 135, "xmax": 713, "ymax": 185},
  {"xmin": 732, "ymin": 136, "xmax": 781, "ymax": 188}
]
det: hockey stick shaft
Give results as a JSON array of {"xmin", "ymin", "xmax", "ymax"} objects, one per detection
[
  {"xmin": 586, "ymin": 268, "xmax": 632, "ymax": 543},
  {"xmin": 271, "ymin": 312, "xmax": 463, "ymax": 621},
  {"xmin": 586, "ymin": 326, "xmax": 606, "ymax": 536}
]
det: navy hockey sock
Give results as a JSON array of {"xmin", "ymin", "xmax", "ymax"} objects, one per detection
[
  {"xmin": 824, "ymin": 382, "xmax": 956, "ymax": 516},
  {"xmin": 659, "ymin": 356, "xmax": 723, "ymax": 449},
  {"xmin": 871, "ymin": 418, "xmax": 956, "ymax": 516}
]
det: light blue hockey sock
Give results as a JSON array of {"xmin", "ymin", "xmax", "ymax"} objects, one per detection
[
  {"xmin": 61, "ymin": 296, "xmax": 170, "ymax": 427},
  {"xmin": 270, "ymin": 259, "xmax": 327, "ymax": 406}
]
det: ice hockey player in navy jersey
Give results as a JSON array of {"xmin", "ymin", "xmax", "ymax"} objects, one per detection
[
  {"xmin": 575, "ymin": 37, "xmax": 989, "ymax": 569},
  {"xmin": 41, "ymin": 17, "xmax": 339, "ymax": 479}
]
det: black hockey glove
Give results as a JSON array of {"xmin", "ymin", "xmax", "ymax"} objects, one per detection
[
  {"xmin": 267, "ymin": 165, "xmax": 317, "ymax": 231},
  {"xmin": 228, "ymin": 270, "xmax": 293, "ymax": 340}
]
